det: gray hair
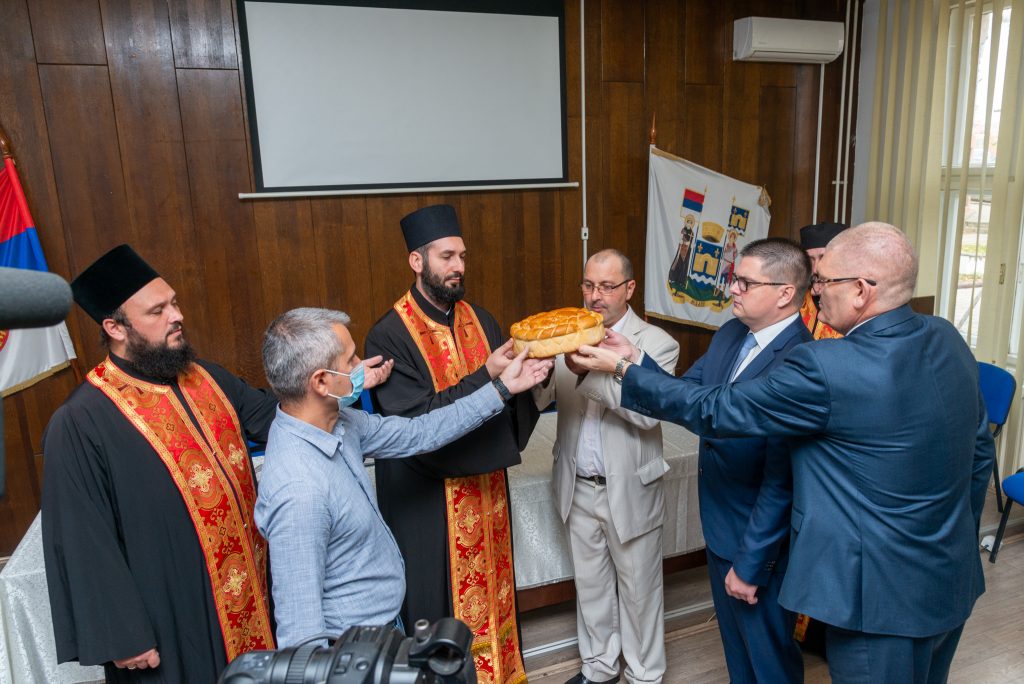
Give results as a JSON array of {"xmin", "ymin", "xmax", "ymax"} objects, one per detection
[
  {"xmin": 740, "ymin": 238, "xmax": 812, "ymax": 302},
  {"xmin": 588, "ymin": 248, "xmax": 634, "ymax": 279},
  {"xmin": 827, "ymin": 222, "xmax": 918, "ymax": 307},
  {"xmin": 262, "ymin": 307, "xmax": 351, "ymax": 403}
]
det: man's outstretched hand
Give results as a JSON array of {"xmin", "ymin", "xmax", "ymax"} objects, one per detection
[
  {"xmin": 485, "ymin": 339, "xmax": 517, "ymax": 379},
  {"xmin": 498, "ymin": 349, "xmax": 554, "ymax": 393},
  {"xmin": 362, "ymin": 355, "xmax": 395, "ymax": 390}
]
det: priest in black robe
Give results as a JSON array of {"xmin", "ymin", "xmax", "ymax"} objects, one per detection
[
  {"xmin": 41, "ymin": 245, "xmax": 278, "ymax": 683},
  {"xmin": 365, "ymin": 205, "xmax": 538, "ymax": 684}
]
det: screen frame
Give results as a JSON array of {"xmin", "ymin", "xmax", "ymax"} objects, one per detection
[{"xmin": 236, "ymin": 0, "xmax": 570, "ymax": 195}]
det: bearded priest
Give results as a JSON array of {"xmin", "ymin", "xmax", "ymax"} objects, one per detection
[{"xmin": 41, "ymin": 244, "xmax": 278, "ymax": 682}]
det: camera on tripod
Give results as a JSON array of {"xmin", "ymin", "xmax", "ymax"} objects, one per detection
[{"xmin": 218, "ymin": 617, "xmax": 476, "ymax": 684}]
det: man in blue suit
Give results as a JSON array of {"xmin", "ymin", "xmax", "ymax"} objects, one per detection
[
  {"xmin": 678, "ymin": 238, "xmax": 811, "ymax": 683},
  {"xmin": 573, "ymin": 223, "xmax": 995, "ymax": 684}
]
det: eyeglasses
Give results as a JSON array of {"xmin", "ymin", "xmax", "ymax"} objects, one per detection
[
  {"xmin": 810, "ymin": 274, "xmax": 878, "ymax": 289},
  {"xmin": 580, "ymin": 280, "xmax": 631, "ymax": 295},
  {"xmin": 732, "ymin": 276, "xmax": 787, "ymax": 293}
]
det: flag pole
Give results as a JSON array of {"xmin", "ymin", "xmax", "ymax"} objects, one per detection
[
  {"xmin": 0, "ymin": 124, "xmax": 12, "ymax": 160},
  {"xmin": 649, "ymin": 113, "xmax": 657, "ymax": 146},
  {"xmin": 0, "ymin": 119, "xmax": 84, "ymax": 384}
]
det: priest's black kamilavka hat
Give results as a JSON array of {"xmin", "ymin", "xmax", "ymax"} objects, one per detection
[
  {"xmin": 71, "ymin": 244, "xmax": 160, "ymax": 323},
  {"xmin": 799, "ymin": 222, "xmax": 850, "ymax": 250},
  {"xmin": 400, "ymin": 204, "xmax": 462, "ymax": 252}
]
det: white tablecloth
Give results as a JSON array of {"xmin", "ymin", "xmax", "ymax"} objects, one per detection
[
  {"xmin": 506, "ymin": 412, "xmax": 704, "ymax": 588},
  {"xmin": 0, "ymin": 413, "xmax": 703, "ymax": 681},
  {"xmin": 0, "ymin": 516, "xmax": 103, "ymax": 683}
]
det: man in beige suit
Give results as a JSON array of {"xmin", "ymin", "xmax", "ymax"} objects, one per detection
[{"xmin": 534, "ymin": 249, "xmax": 679, "ymax": 684}]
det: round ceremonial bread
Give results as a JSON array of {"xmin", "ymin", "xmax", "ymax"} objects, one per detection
[{"xmin": 510, "ymin": 307, "xmax": 605, "ymax": 358}]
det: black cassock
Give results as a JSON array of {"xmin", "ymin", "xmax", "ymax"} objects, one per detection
[
  {"xmin": 365, "ymin": 286, "xmax": 539, "ymax": 631},
  {"xmin": 41, "ymin": 354, "xmax": 277, "ymax": 683}
]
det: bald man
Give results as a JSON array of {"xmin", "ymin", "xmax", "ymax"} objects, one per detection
[{"xmin": 573, "ymin": 223, "xmax": 995, "ymax": 684}]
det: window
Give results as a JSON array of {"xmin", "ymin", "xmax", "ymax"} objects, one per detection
[{"xmin": 938, "ymin": 4, "xmax": 1012, "ymax": 350}]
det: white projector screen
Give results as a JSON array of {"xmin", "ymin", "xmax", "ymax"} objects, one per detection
[{"xmin": 238, "ymin": 0, "xmax": 568, "ymax": 194}]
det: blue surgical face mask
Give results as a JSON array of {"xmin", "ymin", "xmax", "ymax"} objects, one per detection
[{"xmin": 324, "ymin": 364, "xmax": 364, "ymax": 409}]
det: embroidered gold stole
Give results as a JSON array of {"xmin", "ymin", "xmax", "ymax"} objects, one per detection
[
  {"xmin": 87, "ymin": 358, "xmax": 274, "ymax": 660},
  {"xmin": 800, "ymin": 291, "xmax": 843, "ymax": 340},
  {"xmin": 393, "ymin": 292, "xmax": 526, "ymax": 684}
]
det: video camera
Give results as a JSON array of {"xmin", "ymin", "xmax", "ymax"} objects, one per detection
[{"xmin": 218, "ymin": 618, "xmax": 476, "ymax": 684}]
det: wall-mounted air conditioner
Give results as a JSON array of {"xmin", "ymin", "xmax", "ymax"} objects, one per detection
[{"xmin": 733, "ymin": 17, "xmax": 845, "ymax": 64}]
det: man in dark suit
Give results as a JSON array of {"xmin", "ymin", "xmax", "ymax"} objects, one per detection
[
  {"xmin": 573, "ymin": 223, "xmax": 995, "ymax": 684},
  {"xmin": 678, "ymin": 238, "xmax": 811, "ymax": 683}
]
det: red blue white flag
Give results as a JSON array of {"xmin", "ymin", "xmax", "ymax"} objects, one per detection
[{"xmin": 0, "ymin": 157, "xmax": 76, "ymax": 396}]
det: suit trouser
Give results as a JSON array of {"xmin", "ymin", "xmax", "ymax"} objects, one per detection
[
  {"xmin": 824, "ymin": 623, "xmax": 965, "ymax": 684},
  {"xmin": 566, "ymin": 478, "xmax": 666, "ymax": 684},
  {"xmin": 705, "ymin": 548, "xmax": 803, "ymax": 684}
]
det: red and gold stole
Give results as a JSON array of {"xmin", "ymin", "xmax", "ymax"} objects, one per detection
[
  {"xmin": 87, "ymin": 358, "xmax": 274, "ymax": 660},
  {"xmin": 393, "ymin": 292, "xmax": 526, "ymax": 684},
  {"xmin": 800, "ymin": 290, "xmax": 843, "ymax": 340}
]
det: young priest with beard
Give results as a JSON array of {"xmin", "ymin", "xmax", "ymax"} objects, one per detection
[
  {"xmin": 365, "ymin": 204, "xmax": 540, "ymax": 684},
  {"xmin": 41, "ymin": 245, "xmax": 279, "ymax": 683}
]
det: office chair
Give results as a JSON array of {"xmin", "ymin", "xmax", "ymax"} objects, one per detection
[
  {"xmin": 988, "ymin": 468, "xmax": 1024, "ymax": 563},
  {"xmin": 978, "ymin": 362, "xmax": 1016, "ymax": 513}
]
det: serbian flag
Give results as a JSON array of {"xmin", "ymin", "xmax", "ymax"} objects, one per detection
[{"xmin": 0, "ymin": 157, "xmax": 76, "ymax": 396}]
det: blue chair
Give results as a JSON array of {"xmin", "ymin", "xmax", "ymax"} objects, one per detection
[
  {"xmin": 978, "ymin": 362, "xmax": 1017, "ymax": 513},
  {"xmin": 988, "ymin": 468, "xmax": 1024, "ymax": 562}
]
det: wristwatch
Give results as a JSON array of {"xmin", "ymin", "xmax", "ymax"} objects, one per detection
[
  {"xmin": 492, "ymin": 377, "xmax": 513, "ymax": 402},
  {"xmin": 613, "ymin": 357, "xmax": 632, "ymax": 384}
]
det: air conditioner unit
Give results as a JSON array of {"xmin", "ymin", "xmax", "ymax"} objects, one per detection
[{"xmin": 733, "ymin": 17, "xmax": 844, "ymax": 64}]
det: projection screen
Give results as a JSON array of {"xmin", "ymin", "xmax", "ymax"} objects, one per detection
[{"xmin": 237, "ymin": 1, "xmax": 568, "ymax": 195}]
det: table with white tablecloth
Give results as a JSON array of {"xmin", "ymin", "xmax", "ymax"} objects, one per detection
[
  {"xmin": 505, "ymin": 412, "xmax": 704, "ymax": 588},
  {"xmin": 0, "ymin": 413, "xmax": 703, "ymax": 682}
]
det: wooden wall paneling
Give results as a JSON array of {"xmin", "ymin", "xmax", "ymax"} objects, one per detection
[
  {"xmin": 602, "ymin": 83, "xmax": 645, "ymax": 261},
  {"xmin": 177, "ymin": 67, "xmax": 267, "ymax": 381},
  {"xmin": 168, "ymin": 0, "xmax": 237, "ymax": 69},
  {"xmin": 563, "ymin": 0, "xmax": 581, "ymax": 121},
  {"xmin": 683, "ymin": 0, "xmax": 726, "ymax": 86},
  {"xmin": 499, "ymin": 192, "xmax": 526, "ymax": 329},
  {"xmin": 557, "ymin": 190, "xmax": 583, "ymax": 307},
  {"xmin": 457, "ymin": 193, "xmax": 506, "ymax": 326},
  {"xmin": 252, "ymin": 198, "xmax": 320, "ymax": 321},
  {"xmin": 599, "ymin": 0, "xmax": 645, "ymax": 84},
  {"xmin": 308, "ymin": 197, "xmax": 374, "ymax": 345},
  {"xmin": 27, "ymin": 0, "xmax": 106, "ymax": 65},
  {"xmin": 645, "ymin": 0, "xmax": 685, "ymax": 156},
  {"xmin": 679, "ymin": 85, "xmax": 725, "ymax": 171},
  {"xmin": 814, "ymin": 60, "xmax": 845, "ymax": 223},
  {"xmin": 519, "ymin": 191, "xmax": 545, "ymax": 317},
  {"xmin": 0, "ymin": 1, "xmax": 77, "ymax": 292},
  {"xmin": 720, "ymin": 61, "xmax": 761, "ymax": 185},
  {"xmin": 39, "ymin": 64, "xmax": 135, "ymax": 368},
  {"xmin": 362, "ymin": 195, "xmax": 423, "ymax": 329},
  {"xmin": 100, "ymin": 0, "xmax": 213, "ymax": 356},
  {"xmin": 758, "ymin": 86, "xmax": 798, "ymax": 236},
  {"xmin": 0, "ymin": 396, "xmax": 38, "ymax": 552},
  {"xmin": 791, "ymin": 65, "xmax": 820, "ymax": 230}
]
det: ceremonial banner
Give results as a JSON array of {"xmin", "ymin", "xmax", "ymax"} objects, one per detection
[
  {"xmin": 0, "ymin": 157, "xmax": 76, "ymax": 396},
  {"xmin": 645, "ymin": 147, "xmax": 771, "ymax": 329}
]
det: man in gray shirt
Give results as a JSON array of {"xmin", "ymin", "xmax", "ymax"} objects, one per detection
[{"xmin": 255, "ymin": 307, "xmax": 552, "ymax": 646}]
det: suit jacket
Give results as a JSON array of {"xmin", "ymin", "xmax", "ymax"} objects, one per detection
[
  {"xmin": 676, "ymin": 316, "xmax": 812, "ymax": 586},
  {"xmin": 534, "ymin": 310, "xmax": 680, "ymax": 542},
  {"xmin": 623, "ymin": 305, "xmax": 995, "ymax": 637}
]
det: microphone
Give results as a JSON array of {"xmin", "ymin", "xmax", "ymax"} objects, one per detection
[{"xmin": 0, "ymin": 266, "xmax": 73, "ymax": 329}]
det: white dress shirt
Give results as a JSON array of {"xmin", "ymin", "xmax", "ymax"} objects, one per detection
[
  {"xmin": 575, "ymin": 308, "xmax": 633, "ymax": 477},
  {"xmin": 731, "ymin": 312, "xmax": 800, "ymax": 380}
]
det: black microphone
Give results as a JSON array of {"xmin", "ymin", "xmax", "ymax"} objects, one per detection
[{"xmin": 0, "ymin": 266, "xmax": 73, "ymax": 329}]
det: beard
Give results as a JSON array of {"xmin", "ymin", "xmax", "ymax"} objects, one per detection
[
  {"xmin": 422, "ymin": 261, "xmax": 465, "ymax": 307},
  {"xmin": 124, "ymin": 324, "xmax": 197, "ymax": 382}
]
